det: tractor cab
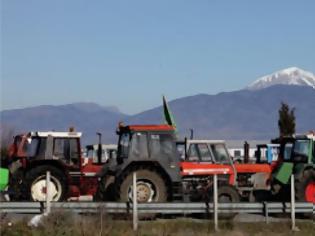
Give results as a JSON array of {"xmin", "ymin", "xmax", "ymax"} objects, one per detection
[
  {"xmin": 7, "ymin": 130, "xmax": 105, "ymax": 201},
  {"xmin": 290, "ymin": 134, "xmax": 315, "ymax": 164},
  {"xmin": 97, "ymin": 123, "xmax": 182, "ymax": 202},
  {"xmin": 8, "ymin": 131, "xmax": 82, "ymax": 168},
  {"xmin": 113, "ymin": 124, "xmax": 180, "ymax": 169},
  {"xmin": 273, "ymin": 134, "xmax": 314, "ymax": 185},
  {"xmin": 272, "ymin": 133, "xmax": 315, "ymax": 203},
  {"xmin": 178, "ymin": 139, "xmax": 236, "ymax": 185}
]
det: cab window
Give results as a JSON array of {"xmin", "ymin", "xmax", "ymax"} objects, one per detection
[
  {"xmin": 130, "ymin": 132, "xmax": 148, "ymax": 159},
  {"xmin": 187, "ymin": 144, "xmax": 199, "ymax": 162},
  {"xmin": 293, "ymin": 140, "xmax": 310, "ymax": 157},
  {"xmin": 53, "ymin": 138, "xmax": 79, "ymax": 165},
  {"xmin": 211, "ymin": 144, "xmax": 230, "ymax": 164},
  {"xmin": 150, "ymin": 134, "xmax": 177, "ymax": 162},
  {"xmin": 118, "ymin": 133, "xmax": 130, "ymax": 159},
  {"xmin": 198, "ymin": 144, "xmax": 213, "ymax": 162}
]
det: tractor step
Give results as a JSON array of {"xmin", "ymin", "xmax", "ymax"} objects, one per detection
[{"xmin": 171, "ymin": 182, "xmax": 184, "ymax": 202}]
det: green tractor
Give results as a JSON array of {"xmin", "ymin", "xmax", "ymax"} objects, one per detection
[
  {"xmin": 0, "ymin": 167, "xmax": 9, "ymax": 201},
  {"xmin": 272, "ymin": 133, "xmax": 315, "ymax": 203}
]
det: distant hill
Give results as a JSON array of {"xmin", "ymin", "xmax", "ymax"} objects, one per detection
[
  {"xmin": 0, "ymin": 102, "xmax": 128, "ymax": 144},
  {"xmin": 127, "ymin": 85, "xmax": 315, "ymax": 140},
  {"xmin": 1, "ymin": 67, "xmax": 315, "ymax": 144}
]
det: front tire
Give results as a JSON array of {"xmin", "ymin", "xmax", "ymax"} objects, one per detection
[{"xmin": 207, "ymin": 185, "xmax": 240, "ymax": 219}]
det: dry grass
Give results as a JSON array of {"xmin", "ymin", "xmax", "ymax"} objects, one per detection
[{"xmin": 1, "ymin": 211, "xmax": 314, "ymax": 236}]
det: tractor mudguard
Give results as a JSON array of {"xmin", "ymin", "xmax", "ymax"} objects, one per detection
[
  {"xmin": 96, "ymin": 161, "xmax": 121, "ymax": 178},
  {"xmin": 0, "ymin": 168, "xmax": 9, "ymax": 191},
  {"xmin": 273, "ymin": 162, "xmax": 293, "ymax": 184}
]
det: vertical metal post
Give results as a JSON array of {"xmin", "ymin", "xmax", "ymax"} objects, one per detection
[
  {"xmin": 45, "ymin": 171, "xmax": 51, "ymax": 215},
  {"xmin": 290, "ymin": 175, "xmax": 299, "ymax": 231},
  {"xmin": 213, "ymin": 174, "xmax": 219, "ymax": 232},
  {"xmin": 133, "ymin": 172, "xmax": 138, "ymax": 231},
  {"xmin": 264, "ymin": 202, "xmax": 269, "ymax": 224}
]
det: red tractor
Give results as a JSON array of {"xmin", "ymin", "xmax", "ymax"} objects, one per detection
[
  {"xmin": 178, "ymin": 139, "xmax": 276, "ymax": 202},
  {"xmin": 7, "ymin": 130, "xmax": 105, "ymax": 201}
]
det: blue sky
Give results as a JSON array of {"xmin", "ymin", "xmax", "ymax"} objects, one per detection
[{"xmin": 1, "ymin": 0, "xmax": 315, "ymax": 114}]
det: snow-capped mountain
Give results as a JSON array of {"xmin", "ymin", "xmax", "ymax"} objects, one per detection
[{"xmin": 246, "ymin": 67, "xmax": 315, "ymax": 90}]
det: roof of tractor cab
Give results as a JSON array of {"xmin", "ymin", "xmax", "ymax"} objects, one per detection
[
  {"xmin": 125, "ymin": 124, "xmax": 175, "ymax": 132},
  {"xmin": 30, "ymin": 131, "xmax": 82, "ymax": 138},
  {"xmin": 186, "ymin": 139, "xmax": 226, "ymax": 144},
  {"xmin": 296, "ymin": 134, "xmax": 315, "ymax": 141}
]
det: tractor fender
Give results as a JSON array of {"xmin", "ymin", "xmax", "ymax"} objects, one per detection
[
  {"xmin": 115, "ymin": 161, "xmax": 173, "ymax": 188},
  {"xmin": 25, "ymin": 160, "xmax": 69, "ymax": 177},
  {"xmin": 295, "ymin": 164, "xmax": 315, "ymax": 181},
  {"xmin": 116, "ymin": 161, "xmax": 170, "ymax": 178},
  {"xmin": 117, "ymin": 159, "xmax": 180, "ymax": 182}
]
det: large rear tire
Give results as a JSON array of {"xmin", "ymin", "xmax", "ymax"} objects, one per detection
[
  {"xmin": 295, "ymin": 169, "xmax": 315, "ymax": 203},
  {"xmin": 117, "ymin": 169, "xmax": 168, "ymax": 203},
  {"xmin": 295, "ymin": 169, "xmax": 315, "ymax": 219},
  {"xmin": 24, "ymin": 165, "xmax": 67, "ymax": 202}
]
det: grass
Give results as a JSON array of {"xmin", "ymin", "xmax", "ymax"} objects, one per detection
[{"xmin": 1, "ymin": 212, "xmax": 314, "ymax": 236}]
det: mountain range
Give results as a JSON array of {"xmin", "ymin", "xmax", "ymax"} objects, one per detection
[{"xmin": 1, "ymin": 67, "xmax": 315, "ymax": 144}]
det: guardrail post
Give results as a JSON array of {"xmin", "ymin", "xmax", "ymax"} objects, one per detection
[
  {"xmin": 45, "ymin": 171, "xmax": 51, "ymax": 216},
  {"xmin": 290, "ymin": 175, "xmax": 299, "ymax": 231},
  {"xmin": 213, "ymin": 174, "xmax": 219, "ymax": 232},
  {"xmin": 263, "ymin": 202, "xmax": 269, "ymax": 224},
  {"xmin": 133, "ymin": 172, "xmax": 138, "ymax": 231}
]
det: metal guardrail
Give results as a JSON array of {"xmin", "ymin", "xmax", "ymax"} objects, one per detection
[{"xmin": 0, "ymin": 202, "xmax": 314, "ymax": 215}]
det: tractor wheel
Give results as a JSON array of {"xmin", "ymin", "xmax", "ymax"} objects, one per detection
[
  {"xmin": 0, "ymin": 190, "xmax": 9, "ymax": 201},
  {"xmin": 8, "ymin": 170, "xmax": 26, "ymax": 201},
  {"xmin": 208, "ymin": 185, "xmax": 240, "ymax": 219},
  {"xmin": 295, "ymin": 169, "xmax": 315, "ymax": 203},
  {"xmin": 117, "ymin": 169, "xmax": 168, "ymax": 203},
  {"xmin": 251, "ymin": 190, "xmax": 273, "ymax": 202},
  {"xmin": 25, "ymin": 165, "xmax": 67, "ymax": 202},
  {"xmin": 94, "ymin": 176, "xmax": 115, "ymax": 201}
]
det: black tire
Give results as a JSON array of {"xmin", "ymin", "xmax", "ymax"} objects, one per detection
[
  {"xmin": 8, "ymin": 170, "xmax": 26, "ymax": 201},
  {"xmin": 0, "ymin": 192, "xmax": 7, "ymax": 201},
  {"xmin": 251, "ymin": 190, "xmax": 273, "ymax": 202},
  {"xmin": 117, "ymin": 169, "xmax": 168, "ymax": 203},
  {"xmin": 94, "ymin": 176, "xmax": 115, "ymax": 201},
  {"xmin": 24, "ymin": 165, "xmax": 67, "ymax": 202},
  {"xmin": 208, "ymin": 185, "xmax": 240, "ymax": 219},
  {"xmin": 295, "ymin": 169, "xmax": 315, "ymax": 203}
]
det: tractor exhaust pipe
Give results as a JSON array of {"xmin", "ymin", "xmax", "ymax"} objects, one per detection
[
  {"xmin": 189, "ymin": 129, "xmax": 194, "ymax": 139},
  {"xmin": 96, "ymin": 132, "xmax": 102, "ymax": 164},
  {"xmin": 244, "ymin": 141, "xmax": 249, "ymax": 163}
]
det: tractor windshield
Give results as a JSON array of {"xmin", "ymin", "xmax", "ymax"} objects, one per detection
[
  {"xmin": 210, "ymin": 144, "xmax": 231, "ymax": 164},
  {"xmin": 16, "ymin": 136, "xmax": 41, "ymax": 157},
  {"xmin": 292, "ymin": 139, "xmax": 310, "ymax": 162}
]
